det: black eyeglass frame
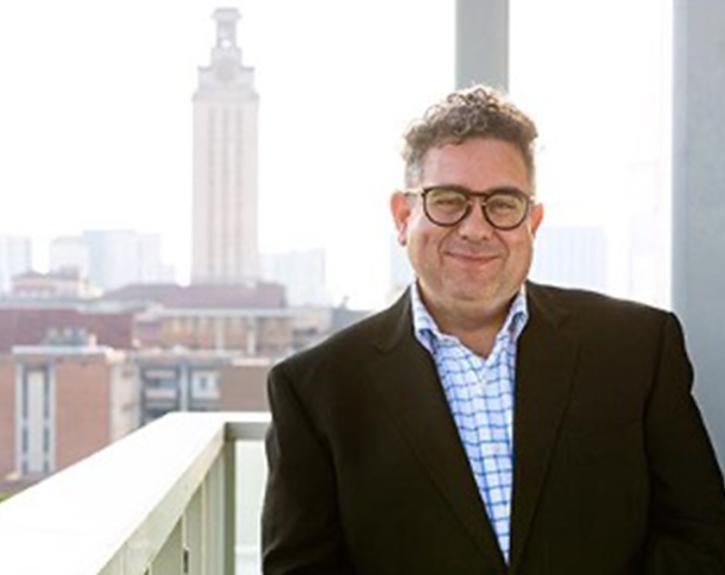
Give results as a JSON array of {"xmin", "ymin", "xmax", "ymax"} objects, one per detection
[{"xmin": 406, "ymin": 185, "xmax": 535, "ymax": 231}]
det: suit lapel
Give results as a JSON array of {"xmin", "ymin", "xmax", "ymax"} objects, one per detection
[
  {"xmin": 509, "ymin": 284, "xmax": 581, "ymax": 574},
  {"xmin": 368, "ymin": 291, "xmax": 507, "ymax": 571}
]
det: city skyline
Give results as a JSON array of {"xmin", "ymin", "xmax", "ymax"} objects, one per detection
[
  {"xmin": 0, "ymin": 1, "xmax": 671, "ymax": 309},
  {"xmin": 0, "ymin": 1, "xmax": 454, "ymax": 309}
]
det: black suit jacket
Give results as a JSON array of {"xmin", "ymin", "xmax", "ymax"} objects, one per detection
[{"xmin": 261, "ymin": 283, "xmax": 725, "ymax": 574}]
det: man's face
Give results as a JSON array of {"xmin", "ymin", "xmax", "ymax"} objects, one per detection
[{"xmin": 391, "ymin": 137, "xmax": 543, "ymax": 319}]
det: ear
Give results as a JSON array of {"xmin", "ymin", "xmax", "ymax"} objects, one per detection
[
  {"xmin": 390, "ymin": 191, "xmax": 412, "ymax": 246},
  {"xmin": 530, "ymin": 202, "xmax": 544, "ymax": 237}
]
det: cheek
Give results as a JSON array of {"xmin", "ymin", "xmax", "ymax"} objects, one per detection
[
  {"xmin": 503, "ymin": 226, "xmax": 535, "ymax": 248},
  {"xmin": 505, "ymin": 234, "xmax": 535, "ymax": 267},
  {"xmin": 407, "ymin": 227, "xmax": 443, "ymax": 266}
]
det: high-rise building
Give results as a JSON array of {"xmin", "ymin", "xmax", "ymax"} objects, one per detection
[
  {"xmin": 49, "ymin": 231, "xmax": 173, "ymax": 292},
  {"xmin": 192, "ymin": 8, "xmax": 259, "ymax": 284},
  {"xmin": 81, "ymin": 230, "xmax": 174, "ymax": 291},
  {"xmin": 530, "ymin": 226, "xmax": 608, "ymax": 293},
  {"xmin": 261, "ymin": 250, "xmax": 331, "ymax": 306},
  {"xmin": 0, "ymin": 236, "xmax": 32, "ymax": 294},
  {"xmin": 49, "ymin": 236, "xmax": 90, "ymax": 279}
]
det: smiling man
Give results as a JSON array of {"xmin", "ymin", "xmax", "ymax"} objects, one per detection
[
  {"xmin": 393, "ymin": 136, "xmax": 542, "ymax": 359},
  {"xmin": 261, "ymin": 86, "xmax": 725, "ymax": 574}
]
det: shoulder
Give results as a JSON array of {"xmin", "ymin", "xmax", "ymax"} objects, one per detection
[
  {"xmin": 266, "ymin": 294, "xmax": 410, "ymax": 423},
  {"xmin": 270, "ymin": 291, "xmax": 409, "ymax": 386},
  {"xmin": 526, "ymin": 281, "xmax": 677, "ymax": 343},
  {"xmin": 528, "ymin": 281, "xmax": 670, "ymax": 321},
  {"xmin": 525, "ymin": 284, "xmax": 691, "ymax": 404}
]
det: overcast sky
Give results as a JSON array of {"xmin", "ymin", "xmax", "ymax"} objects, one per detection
[{"xmin": 0, "ymin": 1, "xmax": 670, "ymax": 309}]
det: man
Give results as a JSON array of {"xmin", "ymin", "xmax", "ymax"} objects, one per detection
[{"xmin": 261, "ymin": 85, "xmax": 725, "ymax": 574}]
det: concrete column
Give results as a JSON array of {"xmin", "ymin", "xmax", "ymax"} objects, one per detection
[
  {"xmin": 672, "ymin": 0, "xmax": 725, "ymax": 466},
  {"xmin": 179, "ymin": 364, "xmax": 190, "ymax": 412},
  {"xmin": 455, "ymin": 0, "xmax": 509, "ymax": 90}
]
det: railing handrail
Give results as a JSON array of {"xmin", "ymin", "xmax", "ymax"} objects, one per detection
[{"xmin": 0, "ymin": 411, "xmax": 270, "ymax": 575}]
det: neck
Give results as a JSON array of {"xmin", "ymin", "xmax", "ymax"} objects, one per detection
[{"xmin": 418, "ymin": 288, "xmax": 515, "ymax": 357}]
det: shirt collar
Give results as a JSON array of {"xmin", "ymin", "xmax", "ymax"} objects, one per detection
[{"xmin": 411, "ymin": 281, "xmax": 529, "ymax": 353}]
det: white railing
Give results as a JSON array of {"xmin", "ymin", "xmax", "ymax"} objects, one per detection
[{"xmin": 0, "ymin": 412, "xmax": 270, "ymax": 575}]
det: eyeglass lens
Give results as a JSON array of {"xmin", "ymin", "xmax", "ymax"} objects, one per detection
[{"xmin": 424, "ymin": 187, "xmax": 530, "ymax": 229}]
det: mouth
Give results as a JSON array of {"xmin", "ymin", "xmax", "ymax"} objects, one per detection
[{"xmin": 444, "ymin": 251, "xmax": 501, "ymax": 265}]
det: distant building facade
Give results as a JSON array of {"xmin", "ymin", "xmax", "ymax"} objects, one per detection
[
  {"xmin": 530, "ymin": 226, "xmax": 608, "ymax": 293},
  {"xmin": 11, "ymin": 269, "xmax": 100, "ymax": 300},
  {"xmin": 49, "ymin": 236, "xmax": 90, "ymax": 280},
  {"xmin": 49, "ymin": 231, "xmax": 174, "ymax": 292},
  {"xmin": 0, "ymin": 345, "xmax": 139, "ymax": 486},
  {"xmin": 135, "ymin": 350, "xmax": 272, "ymax": 424},
  {"xmin": 0, "ymin": 307, "xmax": 135, "ymax": 353},
  {"xmin": 192, "ymin": 8, "xmax": 260, "ymax": 284},
  {"xmin": 136, "ymin": 308, "xmax": 293, "ymax": 357},
  {"xmin": 261, "ymin": 249, "xmax": 331, "ymax": 306},
  {"xmin": 104, "ymin": 282, "xmax": 293, "ymax": 356},
  {"xmin": 219, "ymin": 357, "xmax": 272, "ymax": 412},
  {"xmin": 0, "ymin": 236, "xmax": 32, "ymax": 294},
  {"xmin": 83, "ymin": 230, "xmax": 174, "ymax": 291}
]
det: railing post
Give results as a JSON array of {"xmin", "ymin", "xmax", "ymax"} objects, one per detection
[
  {"xmin": 204, "ymin": 452, "xmax": 224, "ymax": 574},
  {"xmin": 224, "ymin": 440, "xmax": 237, "ymax": 575},
  {"xmin": 150, "ymin": 519, "xmax": 183, "ymax": 574},
  {"xmin": 185, "ymin": 487, "xmax": 203, "ymax": 574}
]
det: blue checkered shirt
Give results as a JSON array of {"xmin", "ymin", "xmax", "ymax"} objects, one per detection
[{"xmin": 410, "ymin": 283, "xmax": 529, "ymax": 564}]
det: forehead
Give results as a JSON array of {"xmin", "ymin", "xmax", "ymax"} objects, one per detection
[{"xmin": 420, "ymin": 137, "xmax": 531, "ymax": 191}]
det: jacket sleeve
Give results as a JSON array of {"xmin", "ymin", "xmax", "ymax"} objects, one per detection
[
  {"xmin": 644, "ymin": 313, "xmax": 725, "ymax": 574},
  {"xmin": 261, "ymin": 363, "xmax": 357, "ymax": 575}
]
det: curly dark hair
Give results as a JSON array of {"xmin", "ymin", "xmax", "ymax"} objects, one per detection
[{"xmin": 401, "ymin": 85, "xmax": 538, "ymax": 187}]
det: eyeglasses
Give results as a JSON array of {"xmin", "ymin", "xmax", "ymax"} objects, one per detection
[{"xmin": 406, "ymin": 185, "xmax": 534, "ymax": 230}]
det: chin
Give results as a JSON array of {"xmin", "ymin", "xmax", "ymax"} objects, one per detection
[
  {"xmin": 447, "ymin": 284, "xmax": 500, "ymax": 303},
  {"xmin": 452, "ymin": 279, "xmax": 520, "ymax": 304}
]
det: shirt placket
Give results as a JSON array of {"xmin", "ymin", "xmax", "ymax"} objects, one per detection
[{"xmin": 480, "ymin": 343, "xmax": 514, "ymax": 562}]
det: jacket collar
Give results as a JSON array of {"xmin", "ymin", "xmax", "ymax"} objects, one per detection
[
  {"xmin": 369, "ymin": 282, "xmax": 580, "ymax": 574},
  {"xmin": 374, "ymin": 281, "xmax": 568, "ymax": 352},
  {"xmin": 509, "ymin": 283, "xmax": 579, "ymax": 574}
]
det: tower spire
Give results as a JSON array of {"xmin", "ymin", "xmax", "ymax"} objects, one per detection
[
  {"xmin": 211, "ymin": 8, "xmax": 242, "ymax": 67},
  {"xmin": 213, "ymin": 8, "xmax": 240, "ymax": 50}
]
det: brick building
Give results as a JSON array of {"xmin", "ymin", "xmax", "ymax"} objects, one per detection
[
  {"xmin": 106, "ymin": 282, "xmax": 294, "ymax": 356},
  {"xmin": 135, "ymin": 350, "xmax": 272, "ymax": 423},
  {"xmin": 0, "ymin": 345, "xmax": 139, "ymax": 492},
  {"xmin": 0, "ymin": 308, "xmax": 135, "ymax": 353}
]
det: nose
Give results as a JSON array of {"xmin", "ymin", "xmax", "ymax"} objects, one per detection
[{"xmin": 457, "ymin": 201, "xmax": 495, "ymax": 240}]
